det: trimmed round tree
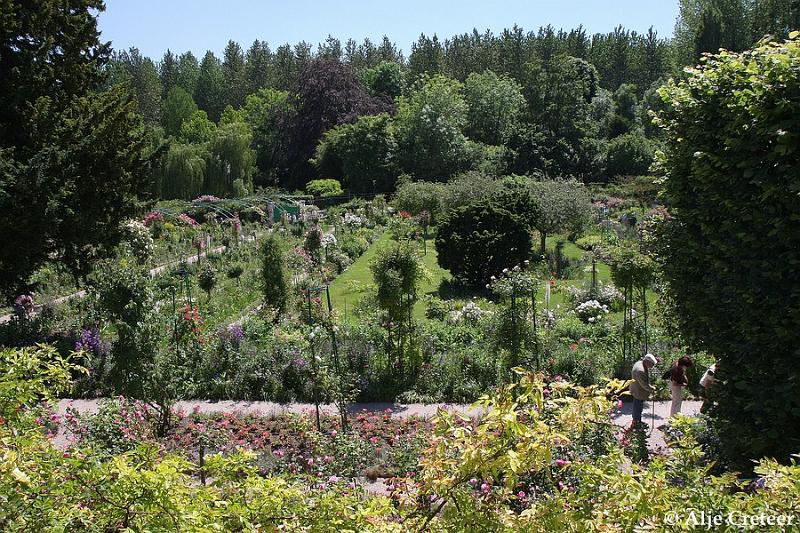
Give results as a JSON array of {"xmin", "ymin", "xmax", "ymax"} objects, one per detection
[
  {"xmin": 260, "ymin": 234, "xmax": 289, "ymax": 315},
  {"xmin": 529, "ymin": 179, "xmax": 592, "ymax": 254},
  {"xmin": 436, "ymin": 203, "xmax": 531, "ymax": 288},
  {"xmin": 656, "ymin": 35, "xmax": 800, "ymax": 471}
]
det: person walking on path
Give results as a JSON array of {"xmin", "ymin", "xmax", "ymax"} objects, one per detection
[
  {"xmin": 630, "ymin": 353, "xmax": 658, "ymax": 427},
  {"xmin": 668, "ymin": 356, "xmax": 694, "ymax": 417},
  {"xmin": 699, "ymin": 360, "xmax": 719, "ymax": 414}
]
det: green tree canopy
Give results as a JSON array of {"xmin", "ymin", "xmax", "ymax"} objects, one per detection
[
  {"xmin": 0, "ymin": 1, "xmax": 153, "ymax": 300},
  {"xmin": 463, "ymin": 70, "xmax": 525, "ymax": 145},
  {"xmin": 155, "ymin": 142, "xmax": 206, "ymax": 200},
  {"xmin": 394, "ymin": 75, "xmax": 469, "ymax": 180},
  {"xmin": 313, "ymin": 113, "xmax": 398, "ymax": 194},
  {"xmin": 179, "ymin": 110, "xmax": 216, "ymax": 144},
  {"xmin": 204, "ymin": 122, "xmax": 255, "ymax": 197},
  {"xmin": 605, "ymin": 132, "xmax": 654, "ymax": 179},
  {"xmin": 161, "ymin": 86, "xmax": 198, "ymax": 137},
  {"xmin": 241, "ymin": 88, "xmax": 292, "ymax": 186},
  {"xmin": 362, "ymin": 61, "xmax": 406, "ymax": 98}
]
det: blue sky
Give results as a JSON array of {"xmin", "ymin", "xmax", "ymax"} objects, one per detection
[{"xmin": 98, "ymin": 0, "xmax": 680, "ymax": 59}]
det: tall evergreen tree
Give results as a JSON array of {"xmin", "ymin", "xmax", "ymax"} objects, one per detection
[
  {"xmin": 0, "ymin": 0, "xmax": 154, "ymax": 299},
  {"xmin": 408, "ymin": 34, "xmax": 444, "ymax": 80},
  {"xmin": 195, "ymin": 51, "xmax": 225, "ymax": 122},
  {"xmin": 222, "ymin": 40, "xmax": 247, "ymax": 109},
  {"xmin": 110, "ymin": 48, "xmax": 162, "ymax": 124},
  {"xmin": 161, "ymin": 86, "xmax": 198, "ymax": 138},
  {"xmin": 244, "ymin": 39, "xmax": 273, "ymax": 94},
  {"xmin": 177, "ymin": 51, "xmax": 200, "ymax": 95},
  {"xmin": 159, "ymin": 49, "xmax": 180, "ymax": 98}
]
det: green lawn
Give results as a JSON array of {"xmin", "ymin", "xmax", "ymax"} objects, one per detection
[
  {"xmin": 326, "ymin": 231, "xmax": 386, "ymax": 322},
  {"xmin": 325, "ymin": 231, "xmax": 653, "ymax": 323},
  {"xmin": 327, "ymin": 231, "xmax": 451, "ymax": 322}
]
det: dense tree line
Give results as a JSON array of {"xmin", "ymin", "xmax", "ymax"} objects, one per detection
[{"xmin": 106, "ymin": 0, "xmax": 798, "ymax": 198}]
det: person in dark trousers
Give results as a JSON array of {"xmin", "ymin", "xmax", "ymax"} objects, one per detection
[
  {"xmin": 668, "ymin": 356, "xmax": 694, "ymax": 417},
  {"xmin": 630, "ymin": 353, "xmax": 658, "ymax": 426}
]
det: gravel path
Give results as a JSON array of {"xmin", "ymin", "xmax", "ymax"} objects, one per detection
[
  {"xmin": 55, "ymin": 398, "xmax": 700, "ymax": 451},
  {"xmin": 1, "ymin": 233, "xmax": 264, "ymax": 324}
]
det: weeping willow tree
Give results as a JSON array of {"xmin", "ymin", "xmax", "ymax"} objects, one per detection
[
  {"xmin": 204, "ymin": 122, "xmax": 256, "ymax": 197},
  {"xmin": 156, "ymin": 143, "xmax": 207, "ymax": 200}
]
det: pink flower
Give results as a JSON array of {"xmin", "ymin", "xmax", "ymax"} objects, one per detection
[
  {"xmin": 274, "ymin": 449, "xmax": 285, "ymax": 458},
  {"xmin": 369, "ymin": 436, "xmax": 378, "ymax": 444},
  {"xmin": 517, "ymin": 491, "xmax": 526, "ymax": 499},
  {"xmin": 616, "ymin": 399, "xmax": 623, "ymax": 409},
  {"xmin": 330, "ymin": 430, "xmax": 337, "ymax": 438},
  {"xmin": 558, "ymin": 482, "xmax": 565, "ymax": 491},
  {"xmin": 63, "ymin": 451, "xmax": 71, "ymax": 458},
  {"xmin": 481, "ymin": 482, "xmax": 491, "ymax": 494},
  {"xmin": 306, "ymin": 458, "xmax": 314, "ymax": 466},
  {"xmin": 469, "ymin": 478, "xmax": 478, "ymax": 487},
  {"xmin": 35, "ymin": 417, "xmax": 43, "ymax": 426},
  {"xmin": 555, "ymin": 458, "xmax": 570, "ymax": 467},
  {"xmin": 328, "ymin": 475, "xmax": 339, "ymax": 483}
]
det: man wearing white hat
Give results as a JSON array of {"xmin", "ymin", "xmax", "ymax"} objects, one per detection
[{"xmin": 630, "ymin": 353, "xmax": 658, "ymax": 426}]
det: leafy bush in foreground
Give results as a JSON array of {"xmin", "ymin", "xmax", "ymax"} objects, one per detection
[{"xmin": 2, "ymin": 348, "xmax": 799, "ymax": 531}]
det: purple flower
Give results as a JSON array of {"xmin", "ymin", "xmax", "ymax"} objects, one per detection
[
  {"xmin": 75, "ymin": 327, "xmax": 109, "ymax": 357},
  {"xmin": 228, "ymin": 324, "xmax": 244, "ymax": 342}
]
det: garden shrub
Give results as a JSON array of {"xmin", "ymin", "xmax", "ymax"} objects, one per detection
[
  {"xmin": 575, "ymin": 234, "xmax": 603, "ymax": 251},
  {"xmin": 440, "ymin": 171, "xmax": 500, "ymax": 214},
  {"xmin": 392, "ymin": 180, "xmax": 446, "ymax": 223},
  {"xmin": 305, "ymin": 178, "xmax": 344, "ymax": 198},
  {"xmin": 604, "ymin": 133, "xmax": 654, "ymax": 179},
  {"xmin": 436, "ymin": 203, "xmax": 531, "ymax": 288},
  {"xmin": 656, "ymin": 34, "xmax": 800, "ymax": 471},
  {"xmin": 259, "ymin": 234, "xmax": 290, "ymax": 315}
]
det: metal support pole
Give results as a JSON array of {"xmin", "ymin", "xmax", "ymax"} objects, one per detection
[
  {"xmin": 307, "ymin": 290, "xmax": 321, "ymax": 432},
  {"xmin": 325, "ymin": 285, "xmax": 348, "ymax": 432}
]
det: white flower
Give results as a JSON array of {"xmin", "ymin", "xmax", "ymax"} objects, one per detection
[{"xmin": 321, "ymin": 233, "xmax": 337, "ymax": 248}]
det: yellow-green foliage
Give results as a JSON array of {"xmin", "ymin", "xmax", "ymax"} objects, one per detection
[{"xmin": 2, "ymin": 349, "xmax": 799, "ymax": 531}]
